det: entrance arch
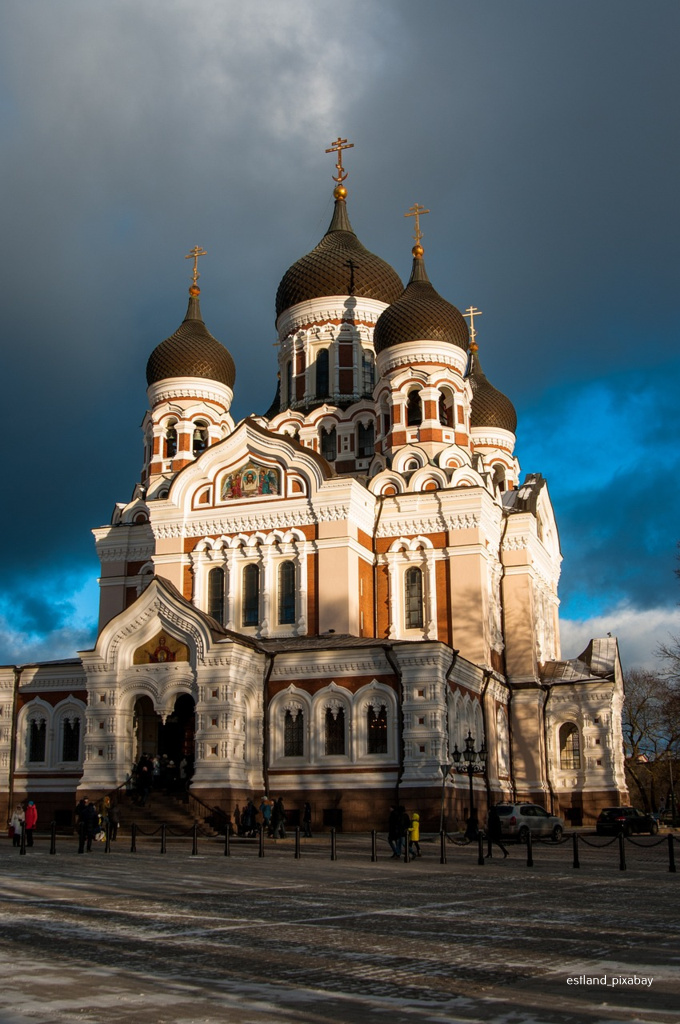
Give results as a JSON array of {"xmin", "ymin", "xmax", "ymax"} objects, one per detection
[{"xmin": 133, "ymin": 693, "xmax": 195, "ymax": 769}]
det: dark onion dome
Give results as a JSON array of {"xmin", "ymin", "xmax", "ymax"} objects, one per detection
[
  {"xmin": 275, "ymin": 191, "xmax": 403, "ymax": 318},
  {"xmin": 468, "ymin": 348, "xmax": 517, "ymax": 433},
  {"xmin": 373, "ymin": 251, "xmax": 470, "ymax": 354},
  {"xmin": 146, "ymin": 287, "xmax": 236, "ymax": 389}
]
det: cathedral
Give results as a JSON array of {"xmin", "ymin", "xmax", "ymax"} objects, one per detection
[{"xmin": 0, "ymin": 142, "xmax": 628, "ymax": 831}]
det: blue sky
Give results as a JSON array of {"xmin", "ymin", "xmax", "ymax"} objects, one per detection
[{"xmin": 1, "ymin": 0, "xmax": 678, "ymax": 670}]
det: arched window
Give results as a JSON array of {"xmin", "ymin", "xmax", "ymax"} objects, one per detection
[
  {"xmin": 284, "ymin": 708, "xmax": 304, "ymax": 757},
  {"xmin": 208, "ymin": 567, "xmax": 225, "ymax": 625},
  {"xmin": 493, "ymin": 465, "xmax": 506, "ymax": 493},
  {"xmin": 405, "ymin": 566, "xmax": 424, "ymax": 629},
  {"xmin": 286, "ymin": 360, "xmax": 293, "ymax": 406},
  {"xmin": 321, "ymin": 426, "xmax": 337, "ymax": 462},
  {"xmin": 357, "ymin": 422, "xmax": 374, "ymax": 459},
  {"xmin": 316, "ymin": 349, "xmax": 330, "ymax": 399},
  {"xmin": 367, "ymin": 704, "xmax": 388, "ymax": 754},
  {"xmin": 325, "ymin": 706, "xmax": 345, "ymax": 756},
  {"xmin": 278, "ymin": 561, "xmax": 296, "ymax": 625},
  {"xmin": 242, "ymin": 564, "xmax": 260, "ymax": 627},
  {"xmin": 362, "ymin": 352, "xmax": 375, "ymax": 396},
  {"xmin": 439, "ymin": 393, "xmax": 454, "ymax": 427},
  {"xmin": 165, "ymin": 421, "xmax": 178, "ymax": 459},
  {"xmin": 407, "ymin": 390, "xmax": 422, "ymax": 426},
  {"xmin": 193, "ymin": 421, "xmax": 208, "ymax": 456},
  {"xmin": 62, "ymin": 717, "xmax": 81, "ymax": 762},
  {"xmin": 28, "ymin": 718, "xmax": 46, "ymax": 762},
  {"xmin": 559, "ymin": 723, "xmax": 581, "ymax": 770}
]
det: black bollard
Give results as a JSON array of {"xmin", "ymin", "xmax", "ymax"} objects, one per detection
[
  {"xmin": 160, "ymin": 823, "xmax": 167, "ymax": 855},
  {"xmin": 439, "ymin": 829, "xmax": 447, "ymax": 865},
  {"xmin": 669, "ymin": 833, "xmax": 676, "ymax": 874},
  {"xmin": 224, "ymin": 827, "xmax": 230, "ymax": 857},
  {"xmin": 487, "ymin": 830, "xmax": 492, "ymax": 859},
  {"xmin": 330, "ymin": 827, "xmax": 337, "ymax": 861},
  {"xmin": 572, "ymin": 832, "xmax": 580, "ymax": 869},
  {"xmin": 49, "ymin": 821, "xmax": 57, "ymax": 856},
  {"xmin": 258, "ymin": 824, "xmax": 265, "ymax": 858},
  {"xmin": 130, "ymin": 822, "xmax": 137, "ymax": 853},
  {"xmin": 477, "ymin": 831, "xmax": 485, "ymax": 866},
  {"xmin": 294, "ymin": 826, "xmax": 301, "ymax": 860},
  {"xmin": 104, "ymin": 821, "xmax": 111, "ymax": 854},
  {"xmin": 20, "ymin": 822, "xmax": 27, "ymax": 856},
  {"xmin": 191, "ymin": 823, "xmax": 198, "ymax": 856},
  {"xmin": 404, "ymin": 834, "xmax": 411, "ymax": 863},
  {"xmin": 618, "ymin": 831, "xmax": 626, "ymax": 871},
  {"xmin": 526, "ymin": 830, "xmax": 534, "ymax": 868},
  {"xmin": 371, "ymin": 829, "xmax": 378, "ymax": 862}
]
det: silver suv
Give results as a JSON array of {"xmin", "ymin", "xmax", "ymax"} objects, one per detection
[{"xmin": 494, "ymin": 803, "xmax": 564, "ymax": 842}]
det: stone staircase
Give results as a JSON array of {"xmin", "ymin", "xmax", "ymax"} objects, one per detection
[{"xmin": 112, "ymin": 790, "xmax": 221, "ymax": 838}]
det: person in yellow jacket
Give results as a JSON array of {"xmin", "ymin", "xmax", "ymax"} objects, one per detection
[{"xmin": 409, "ymin": 811, "xmax": 421, "ymax": 857}]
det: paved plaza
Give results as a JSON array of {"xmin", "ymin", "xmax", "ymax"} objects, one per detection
[{"xmin": 1, "ymin": 832, "xmax": 678, "ymax": 1024}]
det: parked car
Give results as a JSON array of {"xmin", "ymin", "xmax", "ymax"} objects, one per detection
[
  {"xmin": 494, "ymin": 803, "xmax": 564, "ymax": 843},
  {"xmin": 596, "ymin": 807, "xmax": 659, "ymax": 836}
]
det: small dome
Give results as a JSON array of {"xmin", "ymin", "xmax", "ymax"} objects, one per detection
[
  {"xmin": 373, "ymin": 256, "xmax": 470, "ymax": 354},
  {"xmin": 469, "ymin": 353, "xmax": 517, "ymax": 433},
  {"xmin": 146, "ymin": 290, "xmax": 236, "ymax": 389},
  {"xmin": 275, "ymin": 198, "xmax": 403, "ymax": 319}
]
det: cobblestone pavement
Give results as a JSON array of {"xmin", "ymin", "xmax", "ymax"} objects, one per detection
[{"xmin": 1, "ymin": 833, "xmax": 678, "ymax": 1024}]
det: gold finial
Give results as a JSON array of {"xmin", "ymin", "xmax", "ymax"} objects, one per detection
[
  {"xmin": 463, "ymin": 306, "xmax": 483, "ymax": 351},
  {"xmin": 185, "ymin": 246, "xmax": 207, "ymax": 291},
  {"xmin": 405, "ymin": 202, "xmax": 430, "ymax": 257},
  {"xmin": 325, "ymin": 137, "xmax": 354, "ymax": 194}
]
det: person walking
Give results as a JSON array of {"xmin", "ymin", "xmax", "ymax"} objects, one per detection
[
  {"xmin": 387, "ymin": 806, "xmax": 401, "ymax": 858},
  {"xmin": 302, "ymin": 801, "xmax": 312, "ymax": 838},
  {"xmin": 272, "ymin": 796, "xmax": 286, "ymax": 839},
  {"xmin": 76, "ymin": 797, "xmax": 100, "ymax": 853},
  {"xmin": 409, "ymin": 811, "xmax": 422, "ymax": 857},
  {"xmin": 260, "ymin": 796, "xmax": 273, "ymax": 836},
  {"xmin": 10, "ymin": 805, "xmax": 25, "ymax": 848},
  {"xmin": 24, "ymin": 801, "xmax": 38, "ymax": 847},
  {"xmin": 485, "ymin": 805, "xmax": 509, "ymax": 858},
  {"xmin": 108, "ymin": 803, "xmax": 120, "ymax": 841}
]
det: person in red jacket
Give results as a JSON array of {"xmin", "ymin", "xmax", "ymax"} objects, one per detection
[{"xmin": 24, "ymin": 801, "xmax": 38, "ymax": 847}]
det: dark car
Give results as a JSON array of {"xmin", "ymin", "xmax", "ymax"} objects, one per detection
[{"xmin": 596, "ymin": 807, "xmax": 659, "ymax": 836}]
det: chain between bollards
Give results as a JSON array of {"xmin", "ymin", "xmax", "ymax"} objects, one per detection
[
  {"xmin": 50, "ymin": 821, "xmax": 57, "ymax": 855},
  {"xmin": 160, "ymin": 823, "xmax": 167, "ymax": 855},
  {"xmin": 618, "ymin": 831, "xmax": 626, "ymax": 871},
  {"xmin": 526, "ymin": 830, "xmax": 533, "ymax": 867},
  {"xmin": 130, "ymin": 822, "xmax": 137, "ymax": 853},
  {"xmin": 669, "ymin": 833, "xmax": 676, "ymax": 873},
  {"xmin": 371, "ymin": 829, "xmax": 377, "ymax": 862},
  {"xmin": 294, "ymin": 826, "xmax": 301, "ymax": 859},
  {"xmin": 572, "ymin": 832, "xmax": 580, "ymax": 869},
  {"xmin": 439, "ymin": 829, "xmax": 447, "ymax": 864},
  {"xmin": 330, "ymin": 827, "xmax": 337, "ymax": 861}
]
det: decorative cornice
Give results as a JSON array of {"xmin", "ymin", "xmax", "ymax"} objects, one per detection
[
  {"xmin": 148, "ymin": 377, "xmax": 233, "ymax": 409},
  {"xmin": 96, "ymin": 543, "xmax": 155, "ymax": 563},
  {"xmin": 376, "ymin": 511, "xmax": 480, "ymax": 538}
]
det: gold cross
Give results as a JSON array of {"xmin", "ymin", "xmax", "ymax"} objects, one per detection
[
  {"xmin": 185, "ymin": 246, "xmax": 207, "ymax": 286},
  {"xmin": 325, "ymin": 137, "xmax": 354, "ymax": 183},
  {"xmin": 463, "ymin": 306, "xmax": 483, "ymax": 344},
  {"xmin": 405, "ymin": 203, "xmax": 430, "ymax": 246}
]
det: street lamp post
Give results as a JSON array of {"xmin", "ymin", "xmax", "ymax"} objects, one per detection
[
  {"xmin": 439, "ymin": 761, "xmax": 451, "ymax": 834},
  {"xmin": 451, "ymin": 731, "xmax": 487, "ymax": 839}
]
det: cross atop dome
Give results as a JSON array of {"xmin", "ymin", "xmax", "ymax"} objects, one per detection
[
  {"xmin": 185, "ymin": 246, "xmax": 207, "ymax": 290},
  {"xmin": 405, "ymin": 202, "xmax": 430, "ymax": 257},
  {"xmin": 464, "ymin": 305, "xmax": 483, "ymax": 351},
  {"xmin": 325, "ymin": 136, "xmax": 354, "ymax": 199}
]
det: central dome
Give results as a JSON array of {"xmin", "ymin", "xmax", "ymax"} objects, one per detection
[
  {"xmin": 373, "ymin": 256, "xmax": 470, "ymax": 354},
  {"xmin": 275, "ymin": 198, "xmax": 403, "ymax": 319}
]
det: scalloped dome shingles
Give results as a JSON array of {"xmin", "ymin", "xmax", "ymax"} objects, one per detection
[
  {"xmin": 469, "ymin": 356, "xmax": 517, "ymax": 433},
  {"xmin": 275, "ymin": 200, "xmax": 403, "ymax": 319},
  {"xmin": 373, "ymin": 258, "xmax": 470, "ymax": 354},
  {"xmin": 146, "ymin": 295, "xmax": 236, "ymax": 389}
]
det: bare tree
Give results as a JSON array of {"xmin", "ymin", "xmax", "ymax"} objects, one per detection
[{"xmin": 622, "ymin": 668, "xmax": 680, "ymax": 811}]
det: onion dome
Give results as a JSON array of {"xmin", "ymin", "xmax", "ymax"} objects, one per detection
[
  {"xmin": 275, "ymin": 189, "xmax": 403, "ymax": 318},
  {"xmin": 373, "ymin": 250, "xmax": 470, "ymax": 354},
  {"xmin": 146, "ymin": 286, "xmax": 236, "ymax": 389},
  {"xmin": 469, "ymin": 349, "xmax": 517, "ymax": 433}
]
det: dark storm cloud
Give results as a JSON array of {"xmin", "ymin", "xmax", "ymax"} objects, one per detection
[{"xmin": 1, "ymin": 0, "xmax": 678, "ymax": 665}]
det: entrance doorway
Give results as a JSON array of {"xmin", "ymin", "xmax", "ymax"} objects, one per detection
[{"xmin": 133, "ymin": 693, "xmax": 195, "ymax": 769}]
